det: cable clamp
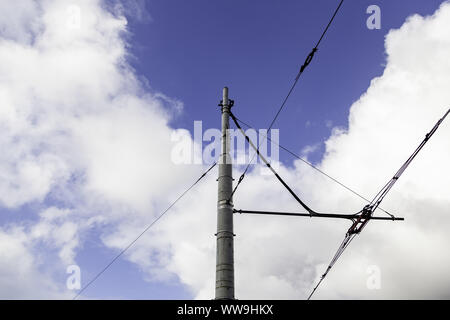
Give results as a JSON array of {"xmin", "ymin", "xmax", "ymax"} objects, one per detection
[
  {"xmin": 218, "ymin": 99, "xmax": 234, "ymax": 108},
  {"xmin": 296, "ymin": 47, "xmax": 318, "ymax": 80}
]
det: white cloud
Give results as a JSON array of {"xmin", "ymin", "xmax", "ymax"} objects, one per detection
[
  {"xmin": 0, "ymin": 0, "xmax": 198, "ymax": 298},
  {"xmin": 0, "ymin": 0, "xmax": 41, "ymax": 44}
]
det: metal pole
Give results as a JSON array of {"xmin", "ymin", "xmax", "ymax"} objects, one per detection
[{"xmin": 215, "ymin": 87, "xmax": 235, "ymax": 300}]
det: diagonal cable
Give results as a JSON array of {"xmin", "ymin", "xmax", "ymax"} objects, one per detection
[
  {"xmin": 73, "ymin": 162, "xmax": 217, "ymax": 300},
  {"xmin": 230, "ymin": 111, "xmax": 315, "ymax": 214},
  {"xmin": 307, "ymin": 233, "xmax": 356, "ymax": 300},
  {"xmin": 232, "ymin": 113, "xmax": 393, "ymax": 217},
  {"xmin": 230, "ymin": 0, "xmax": 345, "ymax": 201},
  {"xmin": 307, "ymin": 108, "xmax": 450, "ymax": 300}
]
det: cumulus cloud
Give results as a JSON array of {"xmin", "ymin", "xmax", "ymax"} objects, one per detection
[
  {"xmin": 1, "ymin": 0, "xmax": 450, "ymax": 300},
  {"xmin": 0, "ymin": 226, "xmax": 73, "ymax": 299}
]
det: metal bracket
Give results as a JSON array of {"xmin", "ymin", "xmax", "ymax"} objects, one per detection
[{"xmin": 218, "ymin": 99, "xmax": 234, "ymax": 108}]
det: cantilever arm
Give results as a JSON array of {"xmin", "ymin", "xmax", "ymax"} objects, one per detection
[{"xmin": 234, "ymin": 209, "xmax": 404, "ymax": 221}]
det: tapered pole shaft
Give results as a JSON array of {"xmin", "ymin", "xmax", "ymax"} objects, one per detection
[{"xmin": 215, "ymin": 87, "xmax": 235, "ymax": 300}]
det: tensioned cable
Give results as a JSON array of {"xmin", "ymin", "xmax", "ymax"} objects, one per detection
[
  {"xmin": 307, "ymin": 232, "xmax": 356, "ymax": 300},
  {"xmin": 229, "ymin": 0, "xmax": 345, "ymax": 202},
  {"xmin": 232, "ymin": 113, "xmax": 394, "ymax": 218},
  {"xmin": 314, "ymin": 0, "xmax": 345, "ymax": 49},
  {"xmin": 354, "ymin": 108, "xmax": 450, "ymax": 234},
  {"xmin": 73, "ymin": 162, "xmax": 217, "ymax": 300},
  {"xmin": 307, "ymin": 108, "xmax": 450, "ymax": 300},
  {"xmin": 231, "ymin": 108, "xmax": 448, "ymax": 301},
  {"xmin": 230, "ymin": 111, "xmax": 404, "ymax": 220}
]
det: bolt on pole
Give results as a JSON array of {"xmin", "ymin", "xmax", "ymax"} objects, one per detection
[{"xmin": 215, "ymin": 87, "xmax": 235, "ymax": 300}]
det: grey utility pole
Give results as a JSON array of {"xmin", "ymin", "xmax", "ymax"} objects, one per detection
[{"xmin": 215, "ymin": 87, "xmax": 235, "ymax": 300}]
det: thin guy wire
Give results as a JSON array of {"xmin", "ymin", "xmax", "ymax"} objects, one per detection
[
  {"xmin": 308, "ymin": 108, "xmax": 450, "ymax": 299},
  {"xmin": 233, "ymin": 114, "xmax": 393, "ymax": 218},
  {"xmin": 73, "ymin": 162, "xmax": 217, "ymax": 300}
]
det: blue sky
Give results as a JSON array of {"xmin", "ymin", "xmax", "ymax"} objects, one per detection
[{"xmin": 1, "ymin": 0, "xmax": 450, "ymax": 300}]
